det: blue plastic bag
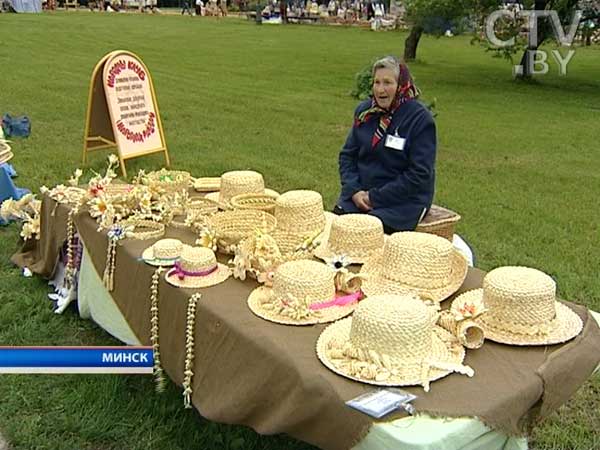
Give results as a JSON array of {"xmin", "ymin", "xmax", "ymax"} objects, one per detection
[{"xmin": 2, "ymin": 114, "xmax": 31, "ymax": 138}]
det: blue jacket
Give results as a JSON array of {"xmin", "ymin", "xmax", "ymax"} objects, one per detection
[{"xmin": 336, "ymin": 98, "xmax": 436, "ymax": 231}]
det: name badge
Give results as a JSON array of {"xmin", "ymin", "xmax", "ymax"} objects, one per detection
[{"xmin": 385, "ymin": 134, "xmax": 405, "ymax": 151}]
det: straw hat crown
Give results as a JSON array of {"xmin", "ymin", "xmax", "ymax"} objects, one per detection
[
  {"xmin": 274, "ymin": 190, "xmax": 325, "ymax": 235},
  {"xmin": 315, "ymin": 214, "xmax": 384, "ymax": 263},
  {"xmin": 272, "ymin": 259, "xmax": 335, "ymax": 307},
  {"xmin": 152, "ymin": 239, "xmax": 183, "ymax": 260},
  {"xmin": 484, "ymin": 266, "xmax": 557, "ymax": 327},
  {"xmin": 350, "ymin": 295, "xmax": 435, "ymax": 366},
  {"xmin": 219, "ymin": 170, "xmax": 265, "ymax": 204},
  {"xmin": 179, "ymin": 246, "xmax": 217, "ymax": 272}
]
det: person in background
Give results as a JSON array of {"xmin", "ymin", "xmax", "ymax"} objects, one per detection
[{"xmin": 335, "ymin": 55, "xmax": 436, "ymax": 233}]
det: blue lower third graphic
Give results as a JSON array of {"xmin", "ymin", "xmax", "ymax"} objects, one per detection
[{"xmin": 0, "ymin": 347, "xmax": 154, "ymax": 374}]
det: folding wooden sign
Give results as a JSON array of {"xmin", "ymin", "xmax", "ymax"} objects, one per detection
[{"xmin": 82, "ymin": 50, "xmax": 170, "ymax": 178}]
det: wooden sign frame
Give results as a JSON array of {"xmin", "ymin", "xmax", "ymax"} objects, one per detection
[{"xmin": 82, "ymin": 50, "xmax": 170, "ymax": 178}]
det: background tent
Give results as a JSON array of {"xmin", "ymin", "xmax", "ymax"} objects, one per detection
[{"xmin": 5, "ymin": 0, "xmax": 42, "ymax": 12}]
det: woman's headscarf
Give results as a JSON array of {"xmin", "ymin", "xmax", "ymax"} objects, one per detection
[{"xmin": 354, "ymin": 60, "xmax": 419, "ymax": 148}]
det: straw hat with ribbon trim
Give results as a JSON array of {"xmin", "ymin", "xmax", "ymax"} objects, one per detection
[
  {"xmin": 270, "ymin": 190, "xmax": 335, "ymax": 257},
  {"xmin": 316, "ymin": 294, "xmax": 474, "ymax": 391},
  {"xmin": 465, "ymin": 266, "xmax": 583, "ymax": 346},
  {"xmin": 314, "ymin": 214, "xmax": 385, "ymax": 265},
  {"xmin": 165, "ymin": 245, "xmax": 231, "ymax": 288},
  {"xmin": 247, "ymin": 259, "xmax": 362, "ymax": 325},
  {"xmin": 360, "ymin": 231, "xmax": 468, "ymax": 303},
  {"xmin": 141, "ymin": 238, "xmax": 184, "ymax": 267},
  {"xmin": 205, "ymin": 170, "xmax": 279, "ymax": 208}
]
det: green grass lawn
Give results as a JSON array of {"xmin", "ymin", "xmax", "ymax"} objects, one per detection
[{"xmin": 0, "ymin": 11, "xmax": 599, "ymax": 450}]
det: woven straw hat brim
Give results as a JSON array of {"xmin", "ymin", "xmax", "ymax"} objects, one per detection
[
  {"xmin": 359, "ymin": 248, "xmax": 468, "ymax": 303},
  {"xmin": 316, "ymin": 318, "xmax": 466, "ymax": 387},
  {"xmin": 247, "ymin": 285, "xmax": 358, "ymax": 326},
  {"xmin": 460, "ymin": 289, "xmax": 584, "ymax": 346},
  {"xmin": 205, "ymin": 189, "xmax": 280, "ymax": 209},
  {"xmin": 313, "ymin": 234, "xmax": 388, "ymax": 266},
  {"xmin": 0, "ymin": 151, "xmax": 14, "ymax": 165},
  {"xmin": 165, "ymin": 263, "xmax": 231, "ymax": 288},
  {"xmin": 141, "ymin": 247, "xmax": 180, "ymax": 267}
]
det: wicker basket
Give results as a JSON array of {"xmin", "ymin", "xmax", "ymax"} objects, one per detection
[
  {"xmin": 188, "ymin": 197, "xmax": 220, "ymax": 216},
  {"xmin": 230, "ymin": 192, "xmax": 279, "ymax": 214},
  {"xmin": 193, "ymin": 177, "xmax": 221, "ymax": 192},
  {"xmin": 145, "ymin": 169, "xmax": 191, "ymax": 194},
  {"xmin": 207, "ymin": 209, "xmax": 277, "ymax": 252},
  {"xmin": 415, "ymin": 204, "xmax": 461, "ymax": 241}
]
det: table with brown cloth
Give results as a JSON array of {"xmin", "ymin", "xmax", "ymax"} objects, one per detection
[{"xmin": 11, "ymin": 195, "xmax": 600, "ymax": 450}]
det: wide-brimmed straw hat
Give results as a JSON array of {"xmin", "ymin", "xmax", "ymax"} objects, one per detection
[
  {"xmin": 165, "ymin": 245, "xmax": 231, "ymax": 288},
  {"xmin": 314, "ymin": 214, "xmax": 385, "ymax": 265},
  {"xmin": 466, "ymin": 266, "xmax": 583, "ymax": 346},
  {"xmin": 316, "ymin": 294, "xmax": 473, "ymax": 391},
  {"xmin": 247, "ymin": 259, "xmax": 361, "ymax": 325},
  {"xmin": 141, "ymin": 238, "xmax": 184, "ymax": 267},
  {"xmin": 360, "ymin": 231, "xmax": 468, "ymax": 303},
  {"xmin": 270, "ymin": 190, "xmax": 334, "ymax": 257},
  {"xmin": 204, "ymin": 170, "xmax": 279, "ymax": 208}
]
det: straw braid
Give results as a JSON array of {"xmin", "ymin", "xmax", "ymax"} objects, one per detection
[
  {"xmin": 183, "ymin": 293, "xmax": 201, "ymax": 409},
  {"xmin": 102, "ymin": 239, "xmax": 117, "ymax": 292},
  {"xmin": 150, "ymin": 267, "xmax": 166, "ymax": 392},
  {"xmin": 64, "ymin": 207, "xmax": 79, "ymax": 289},
  {"xmin": 121, "ymin": 219, "xmax": 165, "ymax": 240}
]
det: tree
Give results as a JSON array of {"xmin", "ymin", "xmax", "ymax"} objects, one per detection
[{"xmin": 403, "ymin": 0, "xmax": 489, "ymax": 60}]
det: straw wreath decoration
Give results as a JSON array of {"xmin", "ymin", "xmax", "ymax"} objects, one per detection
[
  {"xmin": 183, "ymin": 293, "xmax": 201, "ymax": 409},
  {"xmin": 150, "ymin": 267, "xmax": 166, "ymax": 392}
]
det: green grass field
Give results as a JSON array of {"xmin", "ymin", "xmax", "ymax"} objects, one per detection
[{"xmin": 0, "ymin": 11, "xmax": 599, "ymax": 450}]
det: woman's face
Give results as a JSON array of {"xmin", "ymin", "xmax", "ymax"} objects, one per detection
[{"xmin": 372, "ymin": 68, "xmax": 398, "ymax": 109}]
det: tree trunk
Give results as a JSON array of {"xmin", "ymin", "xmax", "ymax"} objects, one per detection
[
  {"xmin": 515, "ymin": 0, "xmax": 549, "ymax": 79},
  {"xmin": 404, "ymin": 25, "xmax": 424, "ymax": 61}
]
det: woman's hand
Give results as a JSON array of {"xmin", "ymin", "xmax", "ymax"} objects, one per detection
[{"xmin": 352, "ymin": 191, "xmax": 372, "ymax": 212}]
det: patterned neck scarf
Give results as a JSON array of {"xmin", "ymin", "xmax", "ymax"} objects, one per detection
[{"xmin": 354, "ymin": 62, "xmax": 419, "ymax": 148}]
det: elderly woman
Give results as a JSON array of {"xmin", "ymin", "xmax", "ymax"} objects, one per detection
[{"xmin": 335, "ymin": 56, "xmax": 436, "ymax": 233}]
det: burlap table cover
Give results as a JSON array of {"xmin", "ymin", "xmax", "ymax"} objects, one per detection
[{"xmin": 11, "ymin": 195, "xmax": 600, "ymax": 450}]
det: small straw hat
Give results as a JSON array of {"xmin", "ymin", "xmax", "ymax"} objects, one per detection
[
  {"xmin": 247, "ymin": 259, "xmax": 361, "ymax": 325},
  {"xmin": 360, "ymin": 231, "xmax": 468, "ymax": 303},
  {"xmin": 314, "ymin": 214, "xmax": 385, "ymax": 265},
  {"xmin": 468, "ymin": 266, "xmax": 583, "ymax": 346},
  {"xmin": 165, "ymin": 245, "xmax": 231, "ymax": 288},
  {"xmin": 205, "ymin": 170, "xmax": 279, "ymax": 208},
  {"xmin": 141, "ymin": 238, "xmax": 184, "ymax": 267},
  {"xmin": 316, "ymin": 294, "xmax": 474, "ymax": 391},
  {"xmin": 271, "ymin": 190, "xmax": 334, "ymax": 256}
]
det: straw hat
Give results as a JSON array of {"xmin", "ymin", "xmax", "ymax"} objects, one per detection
[
  {"xmin": 314, "ymin": 214, "xmax": 385, "ymax": 265},
  {"xmin": 316, "ymin": 294, "xmax": 474, "ymax": 391},
  {"xmin": 0, "ymin": 140, "xmax": 13, "ymax": 165},
  {"xmin": 467, "ymin": 266, "xmax": 583, "ymax": 346},
  {"xmin": 205, "ymin": 170, "xmax": 279, "ymax": 207},
  {"xmin": 141, "ymin": 238, "xmax": 184, "ymax": 267},
  {"xmin": 271, "ymin": 190, "xmax": 334, "ymax": 256},
  {"xmin": 247, "ymin": 259, "xmax": 360, "ymax": 325},
  {"xmin": 165, "ymin": 245, "xmax": 231, "ymax": 288},
  {"xmin": 360, "ymin": 231, "xmax": 468, "ymax": 303}
]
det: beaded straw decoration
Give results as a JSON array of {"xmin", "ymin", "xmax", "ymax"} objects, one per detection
[
  {"xmin": 360, "ymin": 231, "xmax": 468, "ymax": 303},
  {"xmin": 316, "ymin": 294, "xmax": 474, "ymax": 391},
  {"xmin": 150, "ymin": 266, "xmax": 166, "ymax": 392},
  {"xmin": 183, "ymin": 293, "xmax": 201, "ymax": 408},
  {"xmin": 314, "ymin": 214, "xmax": 385, "ymax": 265},
  {"xmin": 247, "ymin": 259, "xmax": 362, "ymax": 326},
  {"xmin": 469, "ymin": 266, "xmax": 583, "ymax": 346},
  {"xmin": 102, "ymin": 223, "xmax": 132, "ymax": 292}
]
